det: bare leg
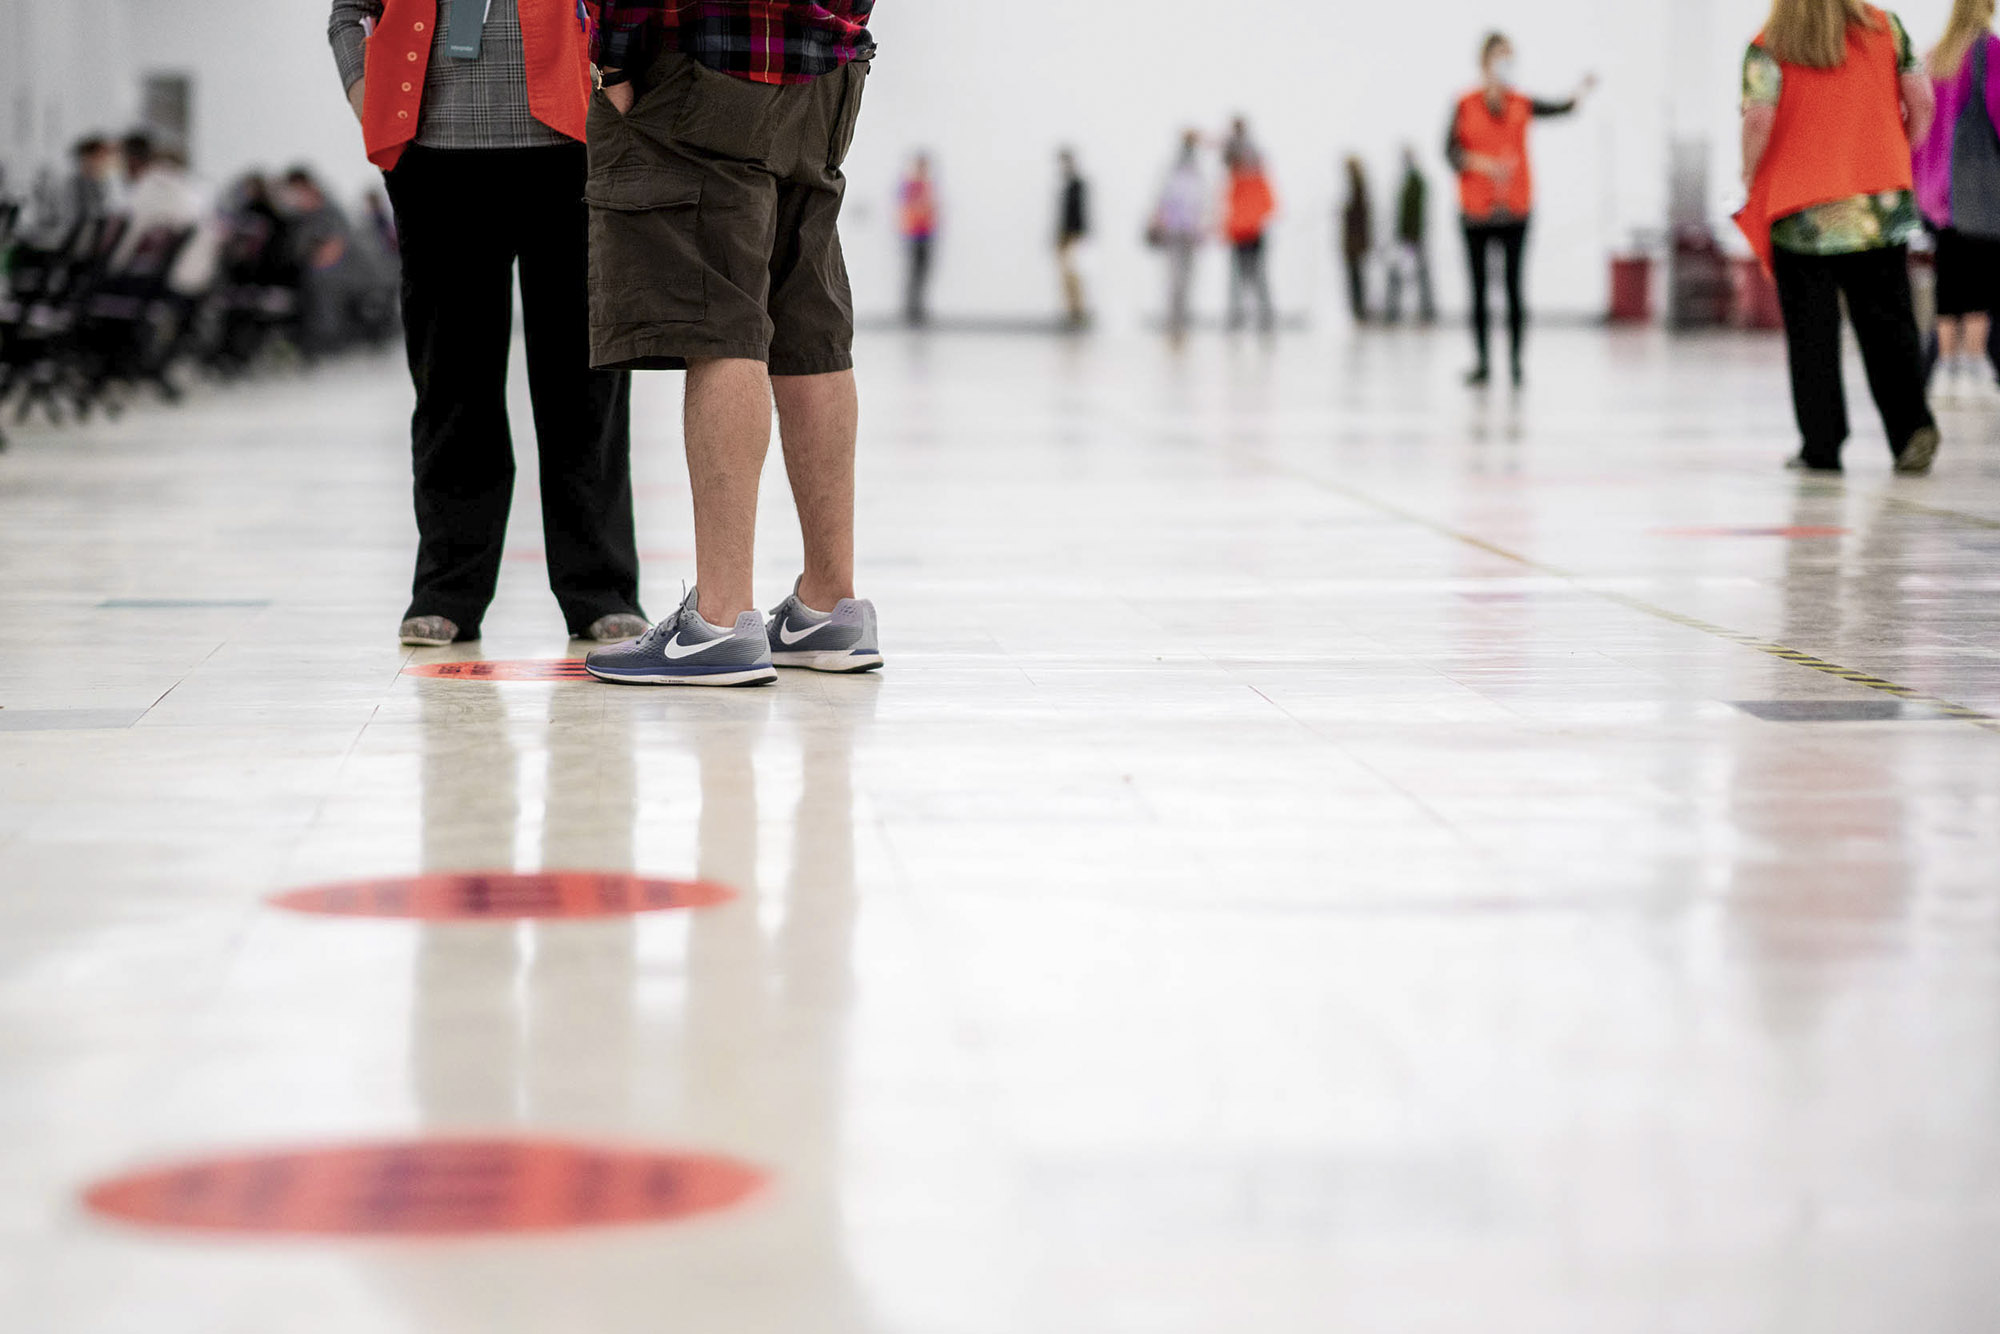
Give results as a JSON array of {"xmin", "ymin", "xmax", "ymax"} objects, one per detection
[
  {"xmin": 684, "ymin": 357, "xmax": 773, "ymax": 625},
  {"xmin": 1967, "ymin": 312, "xmax": 1990, "ymax": 364},
  {"xmin": 1939, "ymin": 315, "xmax": 1964, "ymax": 364},
  {"xmin": 772, "ymin": 369, "xmax": 858, "ymax": 612}
]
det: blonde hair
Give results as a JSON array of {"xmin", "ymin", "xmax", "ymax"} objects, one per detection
[
  {"xmin": 1761, "ymin": 0, "xmax": 1882, "ymax": 69},
  {"xmin": 1930, "ymin": 0, "xmax": 1997, "ymax": 79}
]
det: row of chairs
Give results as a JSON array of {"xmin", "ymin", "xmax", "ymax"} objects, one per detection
[{"xmin": 0, "ymin": 203, "xmax": 313, "ymax": 448}]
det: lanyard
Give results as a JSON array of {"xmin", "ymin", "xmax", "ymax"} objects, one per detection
[{"xmin": 446, "ymin": 0, "xmax": 491, "ymax": 61}]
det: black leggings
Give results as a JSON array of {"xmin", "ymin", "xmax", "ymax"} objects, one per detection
[{"xmin": 1463, "ymin": 220, "xmax": 1528, "ymax": 372}]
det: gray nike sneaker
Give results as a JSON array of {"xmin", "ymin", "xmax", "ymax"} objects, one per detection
[
  {"xmin": 766, "ymin": 580, "xmax": 884, "ymax": 673},
  {"xmin": 584, "ymin": 587, "xmax": 777, "ymax": 687}
]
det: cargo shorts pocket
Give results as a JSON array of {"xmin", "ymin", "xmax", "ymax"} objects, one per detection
[
  {"xmin": 585, "ymin": 165, "xmax": 707, "ymax": 328},
  {"xmin": 671, "ymin": 61, "xmax": 782, "ymax": 163}
]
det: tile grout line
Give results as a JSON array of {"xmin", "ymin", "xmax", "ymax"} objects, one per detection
[{"xmin": 1271, "ymin": 465, "xmax": 2000, "ymax": 739}]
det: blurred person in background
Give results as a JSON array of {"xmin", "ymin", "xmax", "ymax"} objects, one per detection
[
  {"xmin": 220, "ymin": 172, "xmax": 299, "ymax": 291},
  {"xmin": 330, "ymin": 0, "xmax": 647, "ymax": 649},
  {"xmin": 1913, "ymin": 0, "xmax": 2000, "ymax": 396},
  {"xmin": 900, "ymin": 154, "xmax": 938, "ymax": 327},
  {"xmin": 1448, "ymin": 33, "xmax": 1593, "ymax": 386},
  {"xmin": 363, "ymin": 189, "xmax": 399, "ymax": 259},
  {"xmin": 1056, "ymin": 148, "xmax": 1091, "ymax": 329},
  {"xmin": 278, "ymin": 167, "xmax": 358, "ymax": 355},
  {"xmin": 1738, "ymin": 0, "xmax": 1938, "ymax": 474},
  {"xmin": 1150, "ymin": 130, "xmax": 1209, "ymax": 339},
  {"xmin": 1340, "ymin": 156, "xmax": 1373, "ymax": 324},
  {"xmin": 117, "ymin": 134, "xmax": 223, "ymax": 299},
  {"xmin": 1222, "ymin": 117, "xmax": 1277, "ymax": 333},
  {"xmin": 1385, "ymin": 146, "xmax": 1437, "ymax": 324},
  {"xmin": 579, "ymin": 0, "xmax": 883, "ymax": 687},
  {"xmin": 35, "ymin": 136, "xmax": 121, "ymax": 242}
]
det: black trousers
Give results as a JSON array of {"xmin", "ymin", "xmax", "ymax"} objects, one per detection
[
  {"xmin": 1228, "ymin": 237, "xmax": 1275, "ymax": 330},
  {"xmin": 1463, "ymin": 220, "xmax": 1528, "ymax": 372},
  {"xmin": 383, "ymin": 144, "xmax": 640, "ymax": 639},
  {"xmin": 1344, "ymin": 254, "xmax": 1369, "ymax": 323},
  {"xmin": 1772, "ymin": 245, "xmax": 1934, "ymax": 467},
  {"xmin": 905, "ymin": 236, "xmax": 933, "ymax": 325}
]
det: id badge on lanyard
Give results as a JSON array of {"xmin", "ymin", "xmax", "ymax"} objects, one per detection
[{"xmin": 446, "ymin": 0, "xmax": 492, "ymax": 60}]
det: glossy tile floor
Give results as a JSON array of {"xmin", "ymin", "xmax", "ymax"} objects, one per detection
[{"xmin": 5, "ymin": 325, "xmax": 2000, "ymax": 1331}]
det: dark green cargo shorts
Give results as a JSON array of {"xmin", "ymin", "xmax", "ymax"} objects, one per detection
[{"xmin": 585, "ymin": 51, "xmax": 869, "ymax": 375}]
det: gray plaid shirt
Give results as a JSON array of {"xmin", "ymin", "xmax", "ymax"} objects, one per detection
[{"xmin": 329, "ymin": 0, "xmax": 570, "ymax": 152}]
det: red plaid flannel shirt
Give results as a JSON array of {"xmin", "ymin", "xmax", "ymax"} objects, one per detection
[{"xmin": 586, "ymin": 2, "xmax": 874, "ymax": 86}]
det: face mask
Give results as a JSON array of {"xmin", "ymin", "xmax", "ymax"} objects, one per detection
[{"xmin": 1491, "ymin": 57, "xmax": 1516, "ymax": 84}]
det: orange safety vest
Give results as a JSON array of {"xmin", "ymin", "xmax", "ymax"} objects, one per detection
[
  {"xmin": 900, "ymin": 180, "xmax": 937, "ymax": 239},
  {"xmin": 1454, "ymin": 90, "xmax": 1535, "ymax": 220},
  {"xmin": 1224, "ymin": 168, "xmax": 1277, "ymax": 244},
  {"xmin": 1734, "ymin": 8, "xmax": 1914, "ymax": 271},
  {"xmin": 361, "ymin": 0, "xmax": 591, "ymax": 171}
]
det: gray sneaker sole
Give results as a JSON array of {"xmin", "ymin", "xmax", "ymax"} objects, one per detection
[
  {"xmin": 585, "ymin": 664, "xmax": 778, "ymax": 688},
  {"xmin": 772, "ymin": 649, "xmax": 884, "ymax": 673}
]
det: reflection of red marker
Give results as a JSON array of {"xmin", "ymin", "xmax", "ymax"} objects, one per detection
[
  {"xmin": 271, "ymin": 871, "xmax": 736, "ymax": 921},
  {"xmin": 404, "ymin": 659, "xmax": 591, "ymax": 681},
  {"xmin": 85, "ymin": 1139, "xmax": 767, "ymax": 1237}
]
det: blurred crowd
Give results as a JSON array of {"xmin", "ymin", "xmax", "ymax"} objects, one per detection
[{"xmin": 0, "ymin": 131, "xmax": 399, "ymax": 435}]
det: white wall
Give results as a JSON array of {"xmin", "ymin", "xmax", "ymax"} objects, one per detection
[
  {"xmin": 1, "ymin": 0, "xmax": 138, "ymax": 197},
  {"xmin": 2, "ymin": 0, "xmax": 1967, "ymax": 324}
]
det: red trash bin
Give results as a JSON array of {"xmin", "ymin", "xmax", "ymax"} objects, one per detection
[{"xmin": 1609, "ymin": 255, "xmax": 1653, "ymax": 324}]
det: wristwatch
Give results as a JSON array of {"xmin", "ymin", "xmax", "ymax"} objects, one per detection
[{"xmin": 593, "ymin": 65, "xmax": 631, "ymax": 91}]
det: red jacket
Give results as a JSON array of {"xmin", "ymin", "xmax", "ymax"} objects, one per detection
[{"xmin": 362, "ymin": 0, "xmax": 592, "ymax": 171}]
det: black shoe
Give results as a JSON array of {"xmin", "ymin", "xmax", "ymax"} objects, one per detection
[
  {"xmin": 1465, "ymin": 365, "xmax": 1491, "ymax": 387},
  {"xmin": 1785, "ymin": 453, "xmax": 1844, "ymax": 474}
]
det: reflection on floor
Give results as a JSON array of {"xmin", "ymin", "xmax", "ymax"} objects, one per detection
[{"xmin": 4, "ymin": 326, "xmax": 2000, "ymax": 1330}]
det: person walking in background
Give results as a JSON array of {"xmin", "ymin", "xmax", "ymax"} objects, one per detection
[
  {"xmin": 900, "ymin": 154, "xmax": 938, "ymax": 327},
  {"xmin": 1448, "ymin": 34, "xmax": 1594, "ymax": 386},
  {"xmin": 1340, "ymin": 156, "xmax": 1374, "ymax": 325},
  {"xmin": 1738, "ymin": 0, "xmax": 1939, "ymax": 474},
  {"xmin": 1385, "ymin": 147, "xmax": 1437, "ymax": 323},
  {"xmin": 1056, "ymin": 148, "xmax": 1091, "ymax": 329},
  {"xmin": 1914, "ymin": 0, "xmax": 2000, "ymax": 396},
  {"xmin": 330, "ymin": 0, "xmax": 647, "ymax": 648},
  {"xmin": 1222, "ymin": 118, "xmax": 1277, "ymax": 332},
  {"xmin": 580, "ymin": 0, "xmax": 883, "ymax": 687},
  {"xmin": 1151, "ymin": 130, "xmax": 1209, "ymax": 339}
]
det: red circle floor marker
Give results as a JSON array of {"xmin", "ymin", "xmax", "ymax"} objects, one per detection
[
  {"xmin": 270, "ymin": 872, "xmax": 736, "ymax": 921},
  {"xmin": 404, "ymin": 660, "xmax": 592, "ymax": 682},
  {"xmin": 84, "ymin": 1138, "xmax": 766, "ymax": 1237},
  {"xmin": 1652, "ymin": 525, "xmax": 1847, "ymax": 539}
]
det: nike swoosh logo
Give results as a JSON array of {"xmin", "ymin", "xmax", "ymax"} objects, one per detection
[
  {"xmin": 777, "ymin": 619, "xmax": 826, "ymax": 646},
  {"xmin": 661, "ymin": 633, "xmax": 726, "ymax": 660}
]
